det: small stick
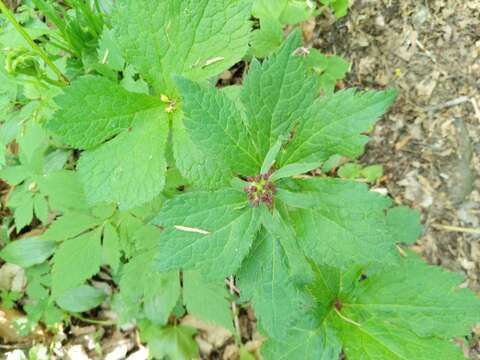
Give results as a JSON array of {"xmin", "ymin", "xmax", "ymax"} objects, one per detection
[
  {"xmin": 470, "ymin": 97, "xmax": 480, "ymax": 122},
  {"xmin": 432, "ymin": 224, "xmax": 480, "ymax": 235},
  {"xmin": 228, "ymin": 275, "xmax": 241, "ymax": 340},
  {"xmin": 425, "ymin": 96, "xmax": 470, "ymax": 112}
]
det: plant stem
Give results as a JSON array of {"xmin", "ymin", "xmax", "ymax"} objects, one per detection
[
  {"xmin": 0, "ymin": 0, "xmax": 69, "ymax": 85},
  {"xmin": 71, "ymin": 313, "xmax": 116, "ymax": 326}
]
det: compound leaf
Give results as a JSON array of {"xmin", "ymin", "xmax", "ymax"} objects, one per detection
[{"xmin": 0, "ymin": 237, "xmax": 56, "ymax": 268}]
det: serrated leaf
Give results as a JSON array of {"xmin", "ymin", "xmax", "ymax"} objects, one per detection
[
  {"xmin": 0, "ymin": 237, "xmax": 56, "ymax": 268},
  {"xmin": 237, "ymin": 230, "xmax": 300, "ymax": 338},
  {"xmin": 139, "ymin": 323, "xmax": 199, "ymax": 360},
  {"xmin": 51, "ymin": 228, "xmax": 103, "ymax": 297},
  {"xmin": 97, "ymin": 27, "xmax": 125, "ymax": 71},
  {"xmin": 241, "ymin": 31, "xmax": 318, "ymax": 158},
  {"xmin": 305, "ymin": 49, "xmax": 350, "ymax": 94},
  {"xmin": 175, "ymin": 77, "xmax": 260, "ymax": 177},
  {"xmin": 77, "ymin": 109, "xmax": 168, "ymax": 209},
  {"xmin": 284, "ymin": 178, "xmax": 398, "ymax": 267},
  {"xmin": 56, "ymin": 285, "xmax": 106, "ymax": 313},
  {"xmin": 144, "ymin": 271, "xmax": 180, "ymax": 326},
  {"xmin": 152, "ymin": 190, "xmax": 260, "ymax": 279},
  {"xmin": 112, "ymin": 0, "xmax": 253, "ymax": 94},
  {"xmin": 280, "ymin": 88, "xmax": 397, "ymax": 166},
  {"xmin": 38, "ymin": 170, "xmax": 88, "ymax": 211},
  {"xmin": 47, "ymin": 76, "xmax": 162, "ymax": 149},
  {"xmin": 284, "ymin": 256, "xmax": 480, "ymax": 360},
  {"xmin": 183, "ymin": 271, "xmax": 233, "ymax": 332},
  {"xmin": 41, "ymin": 211, "xmax": 102, "ymax": 242}
]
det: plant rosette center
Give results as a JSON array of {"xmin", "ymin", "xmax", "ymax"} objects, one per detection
[{"xmin": 243, "ymin": 171, "xmax": 277, "ymax": 208}]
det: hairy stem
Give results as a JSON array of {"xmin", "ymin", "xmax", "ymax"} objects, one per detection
[{"xmin": 0, "ymin": 0, "xmax": 69, "ymax": 85}]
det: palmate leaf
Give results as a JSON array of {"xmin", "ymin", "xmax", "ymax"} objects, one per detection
[{"xmin": 264, "ymin": 255, "xmax": 480, "ymax": 360}]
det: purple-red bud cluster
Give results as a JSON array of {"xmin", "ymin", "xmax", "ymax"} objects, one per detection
[{"xmin": 243, "ymin": 170, "xmax": 277, "ymax": 209}]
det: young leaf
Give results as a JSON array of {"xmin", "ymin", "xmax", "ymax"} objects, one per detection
[
  {"xmin": 0, "ymin": 237, "xmax": 56, "ymax": 268},
  {"xmin": 152, "ymin": 190, "xmax": 260, "ymax": 279},
  {"xmin": 51, "ymin": 228, "xmax": 103, "ymax": 297},
  {"xmin": 112, "ymin": 0, "xmax": 253, "ymax": 94},
  {"xmin": 77, "ymin": 110, "xmax": 168, "ymax": 209},
  {"xmin": 55, "ymin": 285, "xmax": 106, "ymax": 313},
  {"xmin": 241, "ymin": 31, "xmax": 318, "ymax": 158},
  {"xmin": 251, "ymin": 17, "xmax": 284, "ymax": 58}
]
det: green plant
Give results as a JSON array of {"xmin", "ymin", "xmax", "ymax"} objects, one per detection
[{"xmin": 0, "ymin": 1, "xmax": 479, "ymax": 359}]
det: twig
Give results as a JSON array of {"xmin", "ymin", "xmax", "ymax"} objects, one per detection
[
  {"xmin": 228, "ymin": 275, "xmax": 241, "ymax": 341},
  {"xmin": 433, "ymin": 224, "xmax": 480, "ymax": 235},
  {"xmin": 425, "ymin": 96, "xmax": 470, "ymax": 112},
  {"xmin": 0, "ymin": 0, "xmax": 69, "ymax": 85},
  {"xmin": 470, "ymin": 97, "xmax": 480, "ymax": 122},
  {"xmin": 71, "ymin": 314, "xmax": 116, "ymax": 326}
]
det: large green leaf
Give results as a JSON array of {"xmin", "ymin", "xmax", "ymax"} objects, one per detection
[
  {"xmin": 241, "ymin": 31, "xmax": 318, "ymax": 158},
  {"xmin": 0, "ymin": 237, "xmax": 56, "ymax": 268},
  {"xmin": 279, "ymin": 88, "xmax": 397, "ymax": 166},
  {"xmin": 55, "ymin": 285, "xmax": 106, "ymax": 313},
  {"xmin": 112, "ymin": 0, "xmax": 253, "ymax": 94},
  {"xmin": 152, "ymin": 190, "xmax": 260, "ymax": 278},
  {"xmin": 77, "ymin": 109, "xmax": 169, "ymax": 209},
  {"xmin": 47, "ymin": 76, "xmax": 162, "ymax": 149},
  {"xmin": 175, "ymin": 76, "xmax": 260, "ymax": 177}
]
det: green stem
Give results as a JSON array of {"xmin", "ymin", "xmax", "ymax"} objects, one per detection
[
  {"xmin": 0, "ymin": 0, "xmax": 69, "ymax": 85},
  {"xmin": 71, "ymin": 313, "xmax": 116, "ymax": 326}
]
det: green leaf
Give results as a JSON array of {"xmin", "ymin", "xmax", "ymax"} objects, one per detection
[
  {"xmin": 47, "ymin": 76, "xmax": 162, "ymax": 149},
  {"xmin": 152, "ymin": 190, "xmax": 260, "ymax": 278},
  {"xmin": 280, "ymin": 88, "xmax": 397, "ymax": 166},
  {"xmin": 252, "ymin": 0, "xmax": 287, "ymax": 19},
  {"xmin": 56, "ymin": 285, "xmax": 106, "ymax": 313},
  {"xmin": 361, "ymin": 164, "xmax": 384, "ymax": 181},
  {"xmin": 14, "ymin": 196, "xmax": 34, "ymax": 232},
  {"xmin": 237, "ymin": 230, "xmax": 301, "ymax": 338},
  {"xmin": 41, "ymin": 211, "xmax": 101, "ymax": 242},
  {"xmin": 279, "ymin": 0, "xmax": 315, "ymax": 24},
  {"xmin": 241, "ymin": 31, "xmax": 318, "ymax": 158},
  {"xmin": 112, "ymin": 0, "xmax": 253, "ymax": 94},
  {"xmin": 285, "ymin": 178, "xmax": 398, "ymax": 266},
  {"xmin": 386, "ymin": 207, "xmax": 423, "ymax": 244},
  {"xmin": 282, "ymin": 256, "xmax": 480, "ymax": 360},
  {"xmin": 183, "ymin": 271, "xmax": 233, "ymax": 332},
  {"xmin": 251, "ymin": 17, "xmax": 284, "ymax": 58},
  {"xmin": 77, "ymin": 109, "xmax": 168, "ymax": 209},
  {"xmin": 337, "ymin": 163, "xmax": 362, "ymax": 179},
  {"xmin": 175, "ymin": 77, "xmax": 260, "ymax": 177},
  {"xmin": 102, "ymin": 222, "xmax": 121, "ymax": 272},
  {"xmin": 305, "ymin": 49, "xmax": 349, "ymax": 94},
  {"xmin": 320, "ymin": 0, "xmax": 349, "ymax": 18},
  {"xmin": 33, "ymin": 195, "xmax": 49, "ymax": 224},
  {"xmin": 139, "ymin": 323, "xmax": 199, "ymax": 360},
  {"xmin": 51, "ymin": 228, "xmax": 103, "ymax": 297},
  {"xmin": 0, "ymin": 237, "xmax": 56, "ymax": 268},
  {"xmin": 97, "ymin": 27, "xmax": 125, "ymax": 71},
  {"xmin": 0, "ymin": 165, "xmax": 31, "ymax": 185},
  {"xmin": 262, "ymin": 316, "xmax": 341, "ymax": 360},
  {"xmin": 38, "ymin": 171, "xmax": 89, "ymax": 211},
  {"xmin": 270, "ymin": 162, "xmax": 322, "ymax": 181},
  {"xmin": 144, "ymin": 271, "xmax": 181, "ymax": 325}
]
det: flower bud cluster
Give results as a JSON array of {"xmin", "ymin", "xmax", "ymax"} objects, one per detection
[{"xmin": 243, "ymin": 171, "xmax": 276, "ymax": 208}]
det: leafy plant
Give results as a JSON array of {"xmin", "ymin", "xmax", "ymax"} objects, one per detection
[{"xmin": 0, "ymin": 0, "xmax": 479, "ymax": 359}]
